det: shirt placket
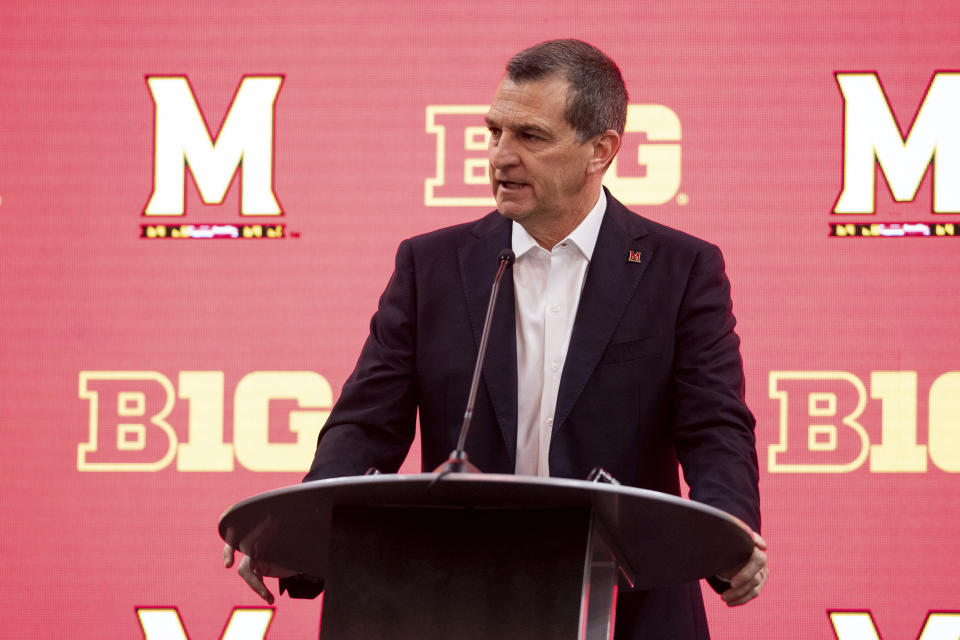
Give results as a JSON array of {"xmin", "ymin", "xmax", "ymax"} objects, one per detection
[{"xmin": 538, "ymin": 245, "xmax": 568, "ymax": 476}]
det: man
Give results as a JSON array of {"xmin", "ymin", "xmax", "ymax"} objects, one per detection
[{"xmin": 225, "ymin": 39, "xmax": 767, "ymax": 639}]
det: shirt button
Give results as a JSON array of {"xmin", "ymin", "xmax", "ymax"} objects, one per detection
[
  {"xmin": 550, "ymin": 303, "xmax": 560, "ymax": 313},
  {"xmin": 546, "ymin": 418, "xmax": 554, "ymax": 428},
  {"xmin": 550, "ymin": 360, "xmax": 560, "ymax": 372}
]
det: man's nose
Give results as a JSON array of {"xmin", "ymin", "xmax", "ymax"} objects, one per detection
[{"xmin": 489, "ymin": 133, "xmax": 520, "ymax": 170}]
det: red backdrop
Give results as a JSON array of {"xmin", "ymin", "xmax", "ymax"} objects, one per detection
[{"xmin": 1, "ymin": 2, "xmax": 958, "ymax": 638}]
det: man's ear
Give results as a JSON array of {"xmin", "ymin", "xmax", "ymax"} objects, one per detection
[{"xmin": 587, "ymin": 129, "xmax": 622, "ymax": 175}]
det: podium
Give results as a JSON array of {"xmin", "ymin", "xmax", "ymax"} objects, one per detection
[{"xmin": 219, "ymin": 473, "xmax": 753, "ymax": 640}]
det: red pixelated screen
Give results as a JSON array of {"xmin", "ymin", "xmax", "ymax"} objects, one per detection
[{"xmin": 1, "ymin": 2, "xmax": 958, "ymax": 638}]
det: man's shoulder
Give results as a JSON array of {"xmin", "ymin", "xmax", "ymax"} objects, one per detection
[
  {"xmin": 404, "ymin": 211, "xmax": 507, "ymax": 252},
  {"xmin": 388, "ymin": 211, "xmax": 510, "ymax": 277},
  {"xmin": 608, "ymin": 195, "xmax": 720, "ymax": 256},
  {"xmin": 409, "ymin": 211, "xmax": 505, "ymax": 242}
]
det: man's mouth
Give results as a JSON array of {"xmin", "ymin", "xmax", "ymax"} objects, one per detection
[{"xmin": 498, "ymin": 181, "xmax": 527, "ymax": 191}]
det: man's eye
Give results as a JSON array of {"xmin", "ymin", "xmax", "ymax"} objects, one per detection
[{"xmin": 521, "ymin": 132, "xmax": 542, "ymax": 141}]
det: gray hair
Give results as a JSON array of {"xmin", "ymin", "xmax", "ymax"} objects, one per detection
[{"xmin": 506, "ymin": 39, "xmax": 628, "ymax": 142}]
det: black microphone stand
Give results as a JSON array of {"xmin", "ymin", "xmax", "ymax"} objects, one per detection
[{"xmin": 433, "ymin": 248, "xmax": 515, "ymax": 475}]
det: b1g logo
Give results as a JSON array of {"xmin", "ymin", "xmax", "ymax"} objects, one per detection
[
  {"xmin": 834, "ymin": 71, "xmax": 960, "ymax": 215},
  {"xmin": 77, "ymin": 371, "xmax": 330, "ymax": 472},
  {"xmin": 142, "ymin": 76, "xmax": 284, "ymax": 240},
  {"xmin": 425, "ymin": 104, "xmax": 683, "ymax": 207},
  {"xmin": 768, "ymin": 371, "xmax": 960, "ymax": 473}
]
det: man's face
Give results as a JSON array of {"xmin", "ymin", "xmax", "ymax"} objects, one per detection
[{"xmin": 485, "ymin": 75, "xmax": 595, "ymax": 226}]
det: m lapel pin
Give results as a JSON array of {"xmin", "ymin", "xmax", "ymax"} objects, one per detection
[{"xmin": 627, "ymin": 250, "xmax": 642, "ymax": 264}]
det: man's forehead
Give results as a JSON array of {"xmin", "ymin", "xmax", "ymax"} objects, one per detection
[{"xmin": 486, "ymin": 76, "xmax": 570, "ymax": 128}]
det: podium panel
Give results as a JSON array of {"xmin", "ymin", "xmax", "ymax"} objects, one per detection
[{"xmin": 322, "ymin": 506, "xmax": 589, "ymax": 639}]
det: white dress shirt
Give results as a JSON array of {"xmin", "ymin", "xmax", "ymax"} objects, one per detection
[{"xmin": 512, "ymin": 191, "xmax": 607, "ymax": 476}]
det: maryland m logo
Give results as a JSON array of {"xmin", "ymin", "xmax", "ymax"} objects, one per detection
[
  {"xmin": 834, "ymin": 72, "xmax": 960, "ymax": 214},
  {"xmin": 145, "ymin": 75, "xmax": 283, "ymax": 216}
]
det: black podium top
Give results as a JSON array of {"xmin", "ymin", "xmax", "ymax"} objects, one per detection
[{"xmin": 219, "ymin": 473, "xmax": 753, "ymax": 591}]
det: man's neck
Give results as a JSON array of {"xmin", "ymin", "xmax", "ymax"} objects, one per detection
[{"xmin": 523, "ymin": 186, "xmax": 603, "ymax": 249}]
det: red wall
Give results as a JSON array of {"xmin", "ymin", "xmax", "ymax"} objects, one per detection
[{"xmin": 1, "ymin": 2, "xmax": 958, "ymax": 638}]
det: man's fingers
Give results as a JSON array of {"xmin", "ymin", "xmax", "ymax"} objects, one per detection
[
  {"xmin": 225, "ymin": 546, "xmax": 281, "ymax": 605},
  {"xmin": 223, "ymin": 543, "xmax": 235, "ymax": 568},
  {"xmin": 719, "ymin": 530, "xmax": 768, "ymax": 582},
  {"xmin": 722, "ymin": 564, "xmax": 768, "ymax": 606},
  {"xmin": 752, "ymin": 532, "xmax": 768, "ymax": 551},
  {"xmin": 729, "ymin": 546, "xmax": 767, "ymax": 589},
  {"xmin": 720, "ymin": 533, "xmax": 769, "ymax": 606},
  {"xmin": 238, "ymin": 556, "xmax": 275, "ymax": 605}
]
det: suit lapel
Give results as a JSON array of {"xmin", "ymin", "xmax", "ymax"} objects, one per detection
[
  {"xmin": 553, "ymin": 196, "xmax": 652, "ymax": 434},
  {"xmin": 457, "ymin": 214, "xmax": 518, "ymax": 467}
]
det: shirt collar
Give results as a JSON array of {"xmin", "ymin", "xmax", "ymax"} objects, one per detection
[{"xmin": 511, "ymin": 190, "xmax": 607, "ymax": 260}]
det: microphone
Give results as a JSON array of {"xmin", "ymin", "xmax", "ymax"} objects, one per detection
[{"xmin": 434, "ymin": 248, "xmax": 515, "ymax": 475}]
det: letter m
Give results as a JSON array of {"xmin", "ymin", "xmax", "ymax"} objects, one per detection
[
  {"xmin": 145, "ymin": 75, "xmax": 283, "ymax": 216},
  {"xmin": 834, "ymin": 72, "xmax": 960, "ymax": 214},
  {"xmin": 137, "ymin": 607, "xmax": 273, "ymax": 640},
  {"xmin": 830, "ymin": 611, "xmax": 960, "ymax": 640}
]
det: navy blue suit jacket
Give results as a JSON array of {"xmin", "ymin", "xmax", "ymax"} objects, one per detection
[{"xmin": 302, "ymin": 192, "xmax": 760, "ymax": 639}]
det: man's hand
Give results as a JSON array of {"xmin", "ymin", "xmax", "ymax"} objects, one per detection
[
  {"xmin": 719, "ymin": 531, "xmax": 768, "ymax": 606},
  {"xmin": 223, "ymin": 543, "xmax": 297, "ymax": 606}
]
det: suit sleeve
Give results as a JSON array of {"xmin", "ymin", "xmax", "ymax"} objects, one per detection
[
  {"xmin": 671, "ymin": 243, "xmax": 761, "ymax": 534},
  {"xmin": 302, "ymin": 238, "xmax": 419, "ymax": 480}
]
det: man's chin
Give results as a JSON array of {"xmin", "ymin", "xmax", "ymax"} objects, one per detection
[
  {"xmin": 495, "ymin": 205, "xmax": 528, "ymax": 221},
  {"xmin": 493, "ymin": 196, "xmax": 530, "ymax": 219}
]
